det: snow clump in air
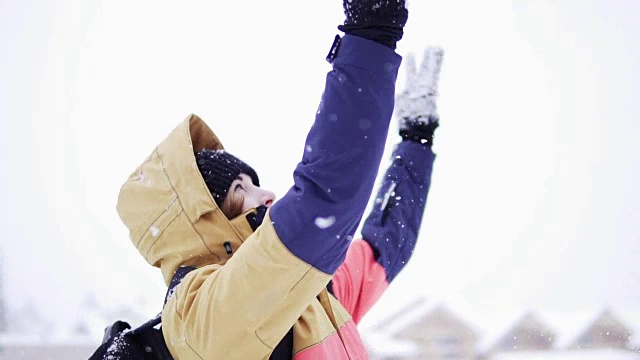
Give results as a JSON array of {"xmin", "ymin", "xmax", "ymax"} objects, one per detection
[
  {"xmin": 315, "ymin": 216, "xmax": 336, "ymax": 229},
  {"xmin": 150, "ymin": 226, "xmax": 161, "ymax": 237}
]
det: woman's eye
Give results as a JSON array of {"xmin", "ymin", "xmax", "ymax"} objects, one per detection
[{"xmin": 234, "ymin": 184, "xmax": 244, "ymax": 192}]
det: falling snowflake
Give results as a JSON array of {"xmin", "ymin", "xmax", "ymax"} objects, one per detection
[
  {"xmin": 359, "ymin": 118, "xmax": 371, "ymax": 129},
  {"xmin": 132, "ymin": 172, "xmax": 146, "ymax": 182},
  {"xmin": 315, "ymin": 216, "xmax": 336, "ymax": 229},
  {"xmin": 150, "ymin": 226, "xmax": 160, "ymax": 237}
]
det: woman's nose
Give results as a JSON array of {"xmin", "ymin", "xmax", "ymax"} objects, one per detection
[{"xmin": 261, "ymin": 189, "xmax": 276, "ymax": 207}]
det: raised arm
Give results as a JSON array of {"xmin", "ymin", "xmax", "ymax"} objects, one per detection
[
  {"xmin": 162, "ymin": 32, "xmax": 407, "ymax": 360},
  {"xmin": 269, "ymin": 35, "xmax": 402, "ymax": 274},
  {"xmin": 329, "ymin": 48, "xmax": 444, "ymax": 323}
]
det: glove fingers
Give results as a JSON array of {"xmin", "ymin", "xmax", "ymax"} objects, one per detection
[
  {"xmin": 395, "ymin": 46, "xmax": 445, "ymax": 128},
  {"xmin": 420, "ymin": 47, "xmax": 444, "ymax": 74},
  {"xmin": 418, "ymin": 47, "xmax": 444, "ymax": 95},
  {"xmin": 403, "ymin": 52, "xmax": 418, "ymax": 91}
]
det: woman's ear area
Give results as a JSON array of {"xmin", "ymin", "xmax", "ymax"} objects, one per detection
[
  {"xmin": 234, "ymin": 174, "xmax": 276, "ymax": 212},
  {"xmin": 220, "ymin": 192, "xmax": 244, "ymax": 220}
]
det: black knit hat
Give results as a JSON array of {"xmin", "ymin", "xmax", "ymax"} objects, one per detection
[{"xmin": 195, "ymin": 149, "xmax": 260, "ymax": 208}]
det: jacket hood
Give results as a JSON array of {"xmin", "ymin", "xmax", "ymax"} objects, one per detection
[{"xmin": 116, "ymin": 114, "xmax": 257, "ymax": 285}]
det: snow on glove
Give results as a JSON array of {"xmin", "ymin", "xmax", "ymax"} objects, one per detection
[
  {"xmin": 337, "ymin": 0, "xmax": 409, "ymax": 49},
  {"xmin": 340, "ymin": 0, "xmax": 408, "ymax": 27},
  {"xmin": 396, "ymin": 47, "xmax": 444, "ymax": 145}
]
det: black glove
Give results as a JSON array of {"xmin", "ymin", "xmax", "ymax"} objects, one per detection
[
  {"xmin": 338, "ymin": 0, "xmax": 408, "ymax": 49},
  {"xmin": 400, "ymin": 118, "xmax": 439, "ymax": 146}
]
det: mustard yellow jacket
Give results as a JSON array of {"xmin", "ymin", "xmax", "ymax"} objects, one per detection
[{"xmin": 116, "ymin": 35, "xmax": 403, "ymax": 359}]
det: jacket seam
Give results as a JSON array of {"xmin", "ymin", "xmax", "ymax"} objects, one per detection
[
  {"xmin": 143, "ymin": 208, "xmax": 183, "ymax": 260},
  {"xmin": 292, "ymin": 324, "xmax": 348, "ymax": 356},
  {"xmin": 172, "ymin": 283, "xmax": 206, "ymax": 360},
  {"xmin": 155, "ymin": 147, "xmax": 223, "ymax": 259}
]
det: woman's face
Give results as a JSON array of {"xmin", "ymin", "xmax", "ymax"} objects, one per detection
[{"xmin": 228, "ymin": 173, "xmax": 276, "ymax": 213}]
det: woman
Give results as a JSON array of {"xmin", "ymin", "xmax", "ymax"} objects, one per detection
[{"xmin": 116, "ymin": 0, "xmax": 443, "ymax": 358}]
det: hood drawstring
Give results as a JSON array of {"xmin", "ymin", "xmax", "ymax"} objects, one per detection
[{"xmin": 223, "ymin": 242, "xmax": 233, "ymax": 255}]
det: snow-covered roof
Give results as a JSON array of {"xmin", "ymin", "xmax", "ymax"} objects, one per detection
[
  {"xmin": 361, "ymin": 332, "xmax": 420, "ymax": 358},
  {"xmin": 436, "ymin": 298, "xmax": 640, "ymax": 354},
  {"xmin": 373, "ymin": 296, "xmax": 438, "ymax": 336},
  {"xmin": 360, "ymin": 295, "xmax": 640, "ymax": 356},
  {"xmin": 471, "ymin": 308, "xmax": 597, "ymax": 352},
  {"xmin": 544, "ymin": 309, "xmax": 617, "ymax": 349},
  {"xmin": 1, "ymin": 293, "xmax": 162, "ymax": 345},
  {"xmin": 490, "ymin": 349, "xmax": 640, "ymax": 360},
  {"xmin": 362, "ymin": 295, "xmax": 481, "ymax": 338},
  {"xmin": 620, "ymin": 310, "xmax": 640, "ymax": 348}
]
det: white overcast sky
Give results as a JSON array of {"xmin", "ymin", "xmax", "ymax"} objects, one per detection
[{"xmin": 1, "ymin": 0, "xmax": 639, "ymax": 333}]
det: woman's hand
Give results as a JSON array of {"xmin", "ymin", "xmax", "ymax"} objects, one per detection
[{"xmin": 396, "ymin": 46, "xmax": 444, "ymax": 129}]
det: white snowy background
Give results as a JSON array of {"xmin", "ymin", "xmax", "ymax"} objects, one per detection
[{"xmin": 1, "ymin": 0, "xmax": 639, "ymax": 344}]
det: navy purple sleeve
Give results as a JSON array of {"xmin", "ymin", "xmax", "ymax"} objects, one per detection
[
  {"xmin": 269, "ymin": 35, "xmax": 402, "ymax": 275},
  {"xmin": 361, "ymin": 140, "xmax": 436, "ymax": 282}
]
